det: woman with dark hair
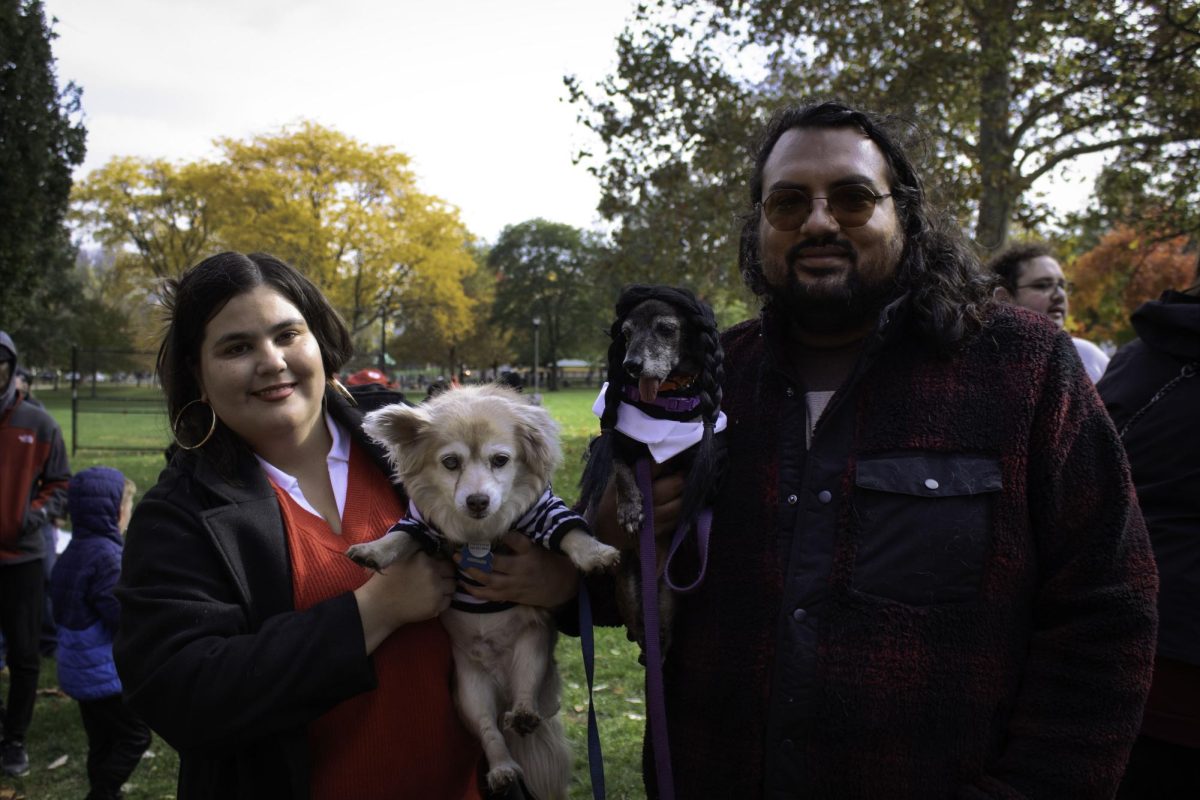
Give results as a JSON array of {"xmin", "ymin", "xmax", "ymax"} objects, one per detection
[{"xmin": 113, "ymin": 252, "xmax": 574, "ymax": 799}]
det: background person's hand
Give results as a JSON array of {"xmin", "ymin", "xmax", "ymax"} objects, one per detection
[
  {"xmin": 354, "ymin": 551, "xmax": 455, "ymax": 653},
  {"xmin": 457, "ymin": 531, "xmax": 580, "ymax": 609}
]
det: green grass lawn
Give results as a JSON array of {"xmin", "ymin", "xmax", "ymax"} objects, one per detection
[{"xmin": 2, "ymin": 384, "xmax": 649, "ymax": 799}]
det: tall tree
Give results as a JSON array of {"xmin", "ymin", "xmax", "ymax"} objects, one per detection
[
  {"xmin": 1069, "ymin": 225, "xmax": 1195, "ymax": 344},
  {"xmin": 0, "ymin": 0, "xmax": 86, "ymax": 330},
  {"xmin": 397, "ymin": 251, "xmax": 516, "ymax": 378},
  {"xmin": 567, "ymin": 0, "xmax": 1200, "ymax": 291},
  {"xmin": 72, "ymin": 158, "xmax": 220, "ymax": 280},
  {"xmin": 71, "ymin": 123, "xmax": 479, "ymax": 360},
  {"xmin": 488, "ymin": 219, "xmax": 614, "ymax": 391},
  {"xmin": 15, "ymin": 249, "xmax": 144, "ymax": 371}
]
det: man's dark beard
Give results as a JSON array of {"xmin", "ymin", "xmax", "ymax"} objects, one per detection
[{"xmin": 763, "ymin": 240, "xmax": 900, "ymax": 335}]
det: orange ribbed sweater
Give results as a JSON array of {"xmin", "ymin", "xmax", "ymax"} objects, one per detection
[{"xmin": 271, "ymin": 440, "xmax": 482, "ymax": 800}]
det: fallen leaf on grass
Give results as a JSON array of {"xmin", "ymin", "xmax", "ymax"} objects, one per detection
[
  {"xmin": 36, "ymin": 687, "xmax": 68, "ymax": 698},
  {"xmin": 0, "ymin": 787, "xmax": 26, "ymax": 799},
  {"xmin": 47, "ymin": 754, "xmax": 69, "ymax": 770}
]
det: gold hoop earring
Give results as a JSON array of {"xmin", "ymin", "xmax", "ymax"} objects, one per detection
[
  {"xmin": 329, "ymin": 378, "xmax": 357, "ymax": 406},
  {"xmin": 172, "ymin": 398, "xmax": 217, "ymax": 450}
]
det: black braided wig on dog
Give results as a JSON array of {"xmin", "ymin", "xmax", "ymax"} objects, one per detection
[{"xmin": 579, "ymin": 284, "xmax": 725, "ymax": 530}]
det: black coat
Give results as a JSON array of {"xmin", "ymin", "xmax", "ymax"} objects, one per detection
[
  {"xmin": 1098, "ymin": 290, "xmax": 1200, "ymax": 666},
  {"xmin": 113, "ymin": 386, "xmax": 409, "ymax": 799}
]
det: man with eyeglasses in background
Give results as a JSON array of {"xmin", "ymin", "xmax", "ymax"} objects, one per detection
[
  {"xmin": 988, "ymin": 242, "xmax": 1110, "ymax": 381},
  {"xmin": 593, "ymin": 101, "xmax": 1156, "ymax": 798}
]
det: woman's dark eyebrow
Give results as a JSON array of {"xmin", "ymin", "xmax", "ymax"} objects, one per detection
[{"xmin": 211, "ymin": 318, "xmax": 307, "ymax": 348}]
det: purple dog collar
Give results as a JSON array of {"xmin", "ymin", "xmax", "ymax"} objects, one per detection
[{"xmin": 622, "ymin": 385, "xmax": 702, "ymax": 413}]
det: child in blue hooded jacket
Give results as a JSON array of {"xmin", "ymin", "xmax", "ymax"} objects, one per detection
[{"xmin": 50, "ymin": 467, "xmax": 150, "ymax": 800}]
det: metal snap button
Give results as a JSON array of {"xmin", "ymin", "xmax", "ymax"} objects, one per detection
[{"xmin": 924, "ymin": 478, "xmax": 939, "ymax": 490}]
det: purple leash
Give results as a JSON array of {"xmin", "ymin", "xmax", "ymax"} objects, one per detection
[
  {"xmin": 635, "ymin": 457, "xmax": 675, "ymax": 800},
  {"xmin": 634, "ymin": 456, "xmax": 715, "ymax": 799}
]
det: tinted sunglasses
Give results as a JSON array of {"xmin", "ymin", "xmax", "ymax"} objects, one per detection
[{"xmin": 761, "ymin": 184, "xmax": 892, "ymax": 230}]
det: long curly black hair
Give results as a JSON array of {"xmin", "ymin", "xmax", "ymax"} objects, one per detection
[
  {"xmin": 579, "ymin": 285, "xmax": 725, "ymax": 531},
  {"xmin": 739, "ymin": 101, "xmax": 991, "ymax": 350}
]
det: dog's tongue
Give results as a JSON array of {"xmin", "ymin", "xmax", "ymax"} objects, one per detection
[{"xmin": 638, "ymin": 376, "xmax": 662, "ymax": 403}]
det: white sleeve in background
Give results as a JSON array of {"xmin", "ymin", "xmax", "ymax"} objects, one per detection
[{"xmin": 1072, "ymin": 337, "xmax": 1111, "ymax": 383}]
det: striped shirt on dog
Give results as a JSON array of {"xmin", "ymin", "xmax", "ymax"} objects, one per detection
[{"xmin": 385, "ymin": 487, "xmax": 589, "ymax": 612}]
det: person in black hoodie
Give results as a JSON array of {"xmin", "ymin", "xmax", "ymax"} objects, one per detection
[{"xmin": 1099, "ymin": 258, "xmax": 1200, "ymax": 798}]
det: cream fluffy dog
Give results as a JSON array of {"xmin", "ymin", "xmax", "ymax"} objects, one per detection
[{"xmin": 347, "ymin": 384, "xmax": 618, "ymax": 799}]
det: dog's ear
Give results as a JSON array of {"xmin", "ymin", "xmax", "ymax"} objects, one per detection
[
  {"xmin": 511, "ymin": 402, "xmax": 562, "ymax": 483},
  {"xmin": 362, "ymin": 403, "xmax": 431, "ymax": 452}
]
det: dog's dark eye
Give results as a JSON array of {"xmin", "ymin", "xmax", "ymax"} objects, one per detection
[
  {"xmin": 655, "ymin": 322, "xmax": 677, "ymax": 336},
  {"xmin": 441, "ymin": 455, "xmax": 461, "ymax": 471},
  {"xmin": 490, "ymin": 454, "xmax": 510, "ymax": 468}
]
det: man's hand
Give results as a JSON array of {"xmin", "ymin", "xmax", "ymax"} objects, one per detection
[
  {"xmin": 593, "ymin": 469, "xmax": 684, "ymax": 572},
  {"xmin": 457, "ymin": 531, "xmax": 580, "ymax": 608}
]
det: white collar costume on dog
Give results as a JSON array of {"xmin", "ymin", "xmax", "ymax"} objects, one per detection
[
  {"xmin": 592, "ymin": 382, "xmax": 729, "ymax": 464},
  {"xmin": 384, "ymin": 487, "xmax": 589, "ymax": 612}
]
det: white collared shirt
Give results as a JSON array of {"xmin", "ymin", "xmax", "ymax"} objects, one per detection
[
  {"xmin": 592, "ymin": 383, "xmax": 729, "ymax": 464},
  {"xmin": 255, "ymin": 411, "xmax": 350, "ymax": 522}
]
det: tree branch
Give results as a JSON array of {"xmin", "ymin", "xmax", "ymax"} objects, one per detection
[{"xmin": 1018, "ymin": 133, "xmax": 1174, "ymax": 188}]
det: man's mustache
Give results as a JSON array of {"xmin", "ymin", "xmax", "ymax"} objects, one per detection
[{"xmin": 785, "ymin": 237, "xmax": 857, "ymax": 269}]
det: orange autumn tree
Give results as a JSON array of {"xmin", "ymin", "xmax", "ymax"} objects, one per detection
[{"xmin": 1069, "ymin": 226, "xmax": 1195, "ymax": 345}]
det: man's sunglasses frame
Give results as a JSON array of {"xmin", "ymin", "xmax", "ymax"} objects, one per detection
[{"xmin": 761, "ymin": 184, "xmax": 892, "ymax": 230}]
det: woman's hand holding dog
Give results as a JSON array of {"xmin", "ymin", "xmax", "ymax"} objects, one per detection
[
  {"xmin": 457, "ymin": 532, "xmax": 581, "ymax": 609},
  {"xmin": 353, "ymin": 552, "xmax": 456, "ymax": 653}
]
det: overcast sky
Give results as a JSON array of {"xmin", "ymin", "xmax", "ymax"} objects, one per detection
[
  {"xmin": 42, "ymin": 0, "xmax": 636, "ymax": 243},
  {"xmin": 42, "ymin": 0, "xmax": 1098, "ymax": 247}
]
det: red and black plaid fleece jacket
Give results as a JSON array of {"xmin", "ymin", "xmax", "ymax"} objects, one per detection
[{"xmin": 648, "ymin": 300, "xmax": 1158, "ymax": 799}]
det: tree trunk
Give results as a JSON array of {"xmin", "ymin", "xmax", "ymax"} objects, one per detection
[{"xmin": 974, "ymin": 2, "xmax": 1017, "ymax": 252}]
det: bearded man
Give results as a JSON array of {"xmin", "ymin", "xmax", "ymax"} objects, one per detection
[{"xmin": 595, "ymin": 102, "xmax": 1158, "ymax": 799}]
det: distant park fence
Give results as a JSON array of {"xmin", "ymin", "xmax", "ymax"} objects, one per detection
[{"xmin": 69, "ymin": 346, "xmax": 168, "ymax": 456}]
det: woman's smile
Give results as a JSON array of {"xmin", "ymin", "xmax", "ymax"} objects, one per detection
[{"xmin": 251, "ymin": 382, "xmax": 298, "ymax": 401}]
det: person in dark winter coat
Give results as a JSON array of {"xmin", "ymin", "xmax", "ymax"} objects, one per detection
[
  {"xmin": 50, "ymin": 467, "xmax": 151, "ymax": 800},
  {"xmin": 113, "ymin": 252, "xmax": 576, "ymax": 800},
  {"xmin": 1099, "ymin": 266, "xmax": 1200, "ymax": 798},
  {"xmin": 591, "ymin": 101, "xmax": 1157, "ymax": 799}
]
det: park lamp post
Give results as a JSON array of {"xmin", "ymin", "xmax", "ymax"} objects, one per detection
[
  {"xmin": 378, "ymin": 285, "xmax": 396, "ymax": 372},
  {"xmin": 532, "ymin": 315, "xmax": 542, "ymax": 403}
]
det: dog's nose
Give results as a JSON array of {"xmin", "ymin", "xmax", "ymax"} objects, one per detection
[
  {"xmin": 466, "ymin": 494, "xmax": 490, "ymax": 515},
  {"xmin": 623, "ymin": 358, "xmax": 643, "ymax": 378}
]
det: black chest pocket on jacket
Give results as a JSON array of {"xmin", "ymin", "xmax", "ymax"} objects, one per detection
[{"xmin": 852, "ymin": 453, "xmax": 1002, "ymax": 605}]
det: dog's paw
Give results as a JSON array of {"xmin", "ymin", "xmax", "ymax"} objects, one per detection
[
  {"xmin": 562, "ymin": 533, "xmax": 621, "ymax": 573},
  {"xmin": 616, "ymin": 501, "xmax": 644, "ymax": 535},
  {"xmin": 486, "ymin": 760, "xmax": 523, "ymax": 793},
  {"xmin": 584, "ymin": 540, "xmax": 621, "ymax": 572},
  {"xmin": 503, "ymin": 706, "xmax": 542, "ymax": 736},
  {"xmin": 345, "ymin": 543, "xmax": 387, "ymax": 572}
]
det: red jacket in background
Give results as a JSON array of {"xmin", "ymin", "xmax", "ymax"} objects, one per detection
[{"xmin": 0, "ymin": 392, "xmax": 70, "ymax": 563}]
